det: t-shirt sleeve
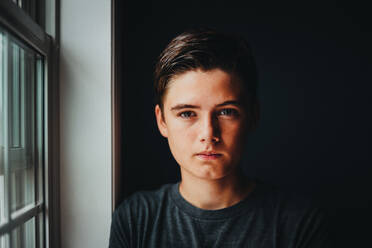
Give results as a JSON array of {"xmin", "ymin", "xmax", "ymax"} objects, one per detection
[{"xmin": 109, "ymin": 208, "xmax": 130, "ymax": 248}]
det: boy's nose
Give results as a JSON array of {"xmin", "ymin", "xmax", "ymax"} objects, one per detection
[{"xmin": 199, "ymin": 115, "xmax": 220, "ymax": 144}]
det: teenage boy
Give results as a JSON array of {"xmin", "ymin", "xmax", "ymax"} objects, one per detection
[{"xmin": 109, "ymin": 28, "xmax": 331, "ymax": 248}]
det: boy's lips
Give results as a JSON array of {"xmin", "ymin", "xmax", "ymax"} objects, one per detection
[{"xmin": 196, "ymin": 151, "xmax": 222, "ymax": 160}]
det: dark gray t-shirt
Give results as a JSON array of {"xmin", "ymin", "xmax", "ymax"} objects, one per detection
[{"xmin": 109, "ymin": 182, "xmax": 331, "ymax": 248}]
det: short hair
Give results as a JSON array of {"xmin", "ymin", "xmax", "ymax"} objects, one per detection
[{"xmin": 154, "ymin": 28, "xmax": 258, "ymax": 115}]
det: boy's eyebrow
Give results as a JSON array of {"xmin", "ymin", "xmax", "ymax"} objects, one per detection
[
  {"xmin": 170, "ymin": 104, "xmax": 200, "ymax": 111},
  {"xmin": 216, "ymin": 100, "xmax": 242, "ymax": 107},
  {"xmin": 170, "ymin": 100, "xmax": 242, "ymax": 111}
]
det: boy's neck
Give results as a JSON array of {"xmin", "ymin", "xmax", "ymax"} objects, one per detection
[{"xmin": 178, "ymin": 171, "xmax": 256, "ymax": 210}]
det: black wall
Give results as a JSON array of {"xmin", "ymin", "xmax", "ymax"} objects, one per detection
[{"xmin": 115, "ymin": 1, "xmax": 372, "ymax": 247}]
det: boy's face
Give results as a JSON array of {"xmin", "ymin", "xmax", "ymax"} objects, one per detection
[{"xmin": 155, "ymin": 68, "xmax": 248, "ymax": 181}]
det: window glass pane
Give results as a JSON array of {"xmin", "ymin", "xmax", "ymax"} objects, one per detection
[
  {"xmin": 0, "ymin": 233, "xmax": 9, "ymax": 248},
  {"xmin": 10, "ymin": 166, "xmax": 35, "ymax": 212},
  {"xmin": 36, "ymin": 59, "xmax": 43, "ymax": 205},
  {"xmin": 0, "ymin": 174, "xmax": 6, "ymax": 225},
  {"xmin": 38, "ymin": 213, "xmax": 44, "ymax": 248},
  {"xmin": 9, "ymin": 40, "xmax": 38, "ymax": 214},
  {"xmin": 0, "ymin": 31, "xmax": 6, "ymax": 226},
  {"xmin": 11, "ymin": 217, "xmax": 35, "ymax": 248}
]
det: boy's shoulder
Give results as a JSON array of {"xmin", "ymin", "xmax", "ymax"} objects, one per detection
[
  {"xmin": 255, "ymin": 182, "xmax": 321, "ymax": 210},
  {"xmin": 114, "ymin": 183, "xmax": 175, "ymax": 216}
]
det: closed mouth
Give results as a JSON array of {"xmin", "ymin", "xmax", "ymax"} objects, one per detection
[{"xmin": 196, "ymin": 152, "xmax": 222, "ymax": 160}]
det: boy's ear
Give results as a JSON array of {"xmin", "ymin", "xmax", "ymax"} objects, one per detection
[{"xmin": 155, "ymin": 104, "xmax": 168, "ymax": 138}]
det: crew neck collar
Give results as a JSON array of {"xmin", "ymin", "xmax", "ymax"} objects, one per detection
[{"xmin": 169, "ymin": 181, "xmax": 262, "ymax": 220}]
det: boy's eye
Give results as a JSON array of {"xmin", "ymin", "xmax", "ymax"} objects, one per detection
[
  {"xmin": 218, "ymin": 108, "xmax": 239, "ymax": 116},
  {"xmin": 179, "ymin": 111, "xmax": 196, "ymax": 118}
]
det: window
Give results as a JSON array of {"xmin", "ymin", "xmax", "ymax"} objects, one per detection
[
  {"xmin": 0, "ymin": 0, "xmax": 59, "ymax": 247},
  {"xmin": 0, "ymin": 28, "xmax": 44, "ymax": 248},
  {"xmin": 10, "ymin": 0, "xmax": 45, "ymax": 28}
]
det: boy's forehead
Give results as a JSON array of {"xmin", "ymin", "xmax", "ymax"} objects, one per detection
[
  {"xmin": 168, "ymin": 68, "xmax": 244, "ymax": 92},
  {"xmin": 163, "ymin": 68, "xmax": 246, "ymax": 108}
]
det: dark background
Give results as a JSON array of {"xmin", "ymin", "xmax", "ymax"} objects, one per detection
[{"xmin": 115, "ymin": 1, "xmax": 372, "ymax": 247}]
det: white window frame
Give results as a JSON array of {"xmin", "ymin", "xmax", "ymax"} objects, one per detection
[{"xmin": 0, "ymin": 0, "xmax": 60, "ymax": 247}]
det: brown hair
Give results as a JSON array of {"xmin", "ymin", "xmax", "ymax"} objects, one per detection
[{"xmin": 154, "ymin": 28, "xmax": 258, "ymax": 116}]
